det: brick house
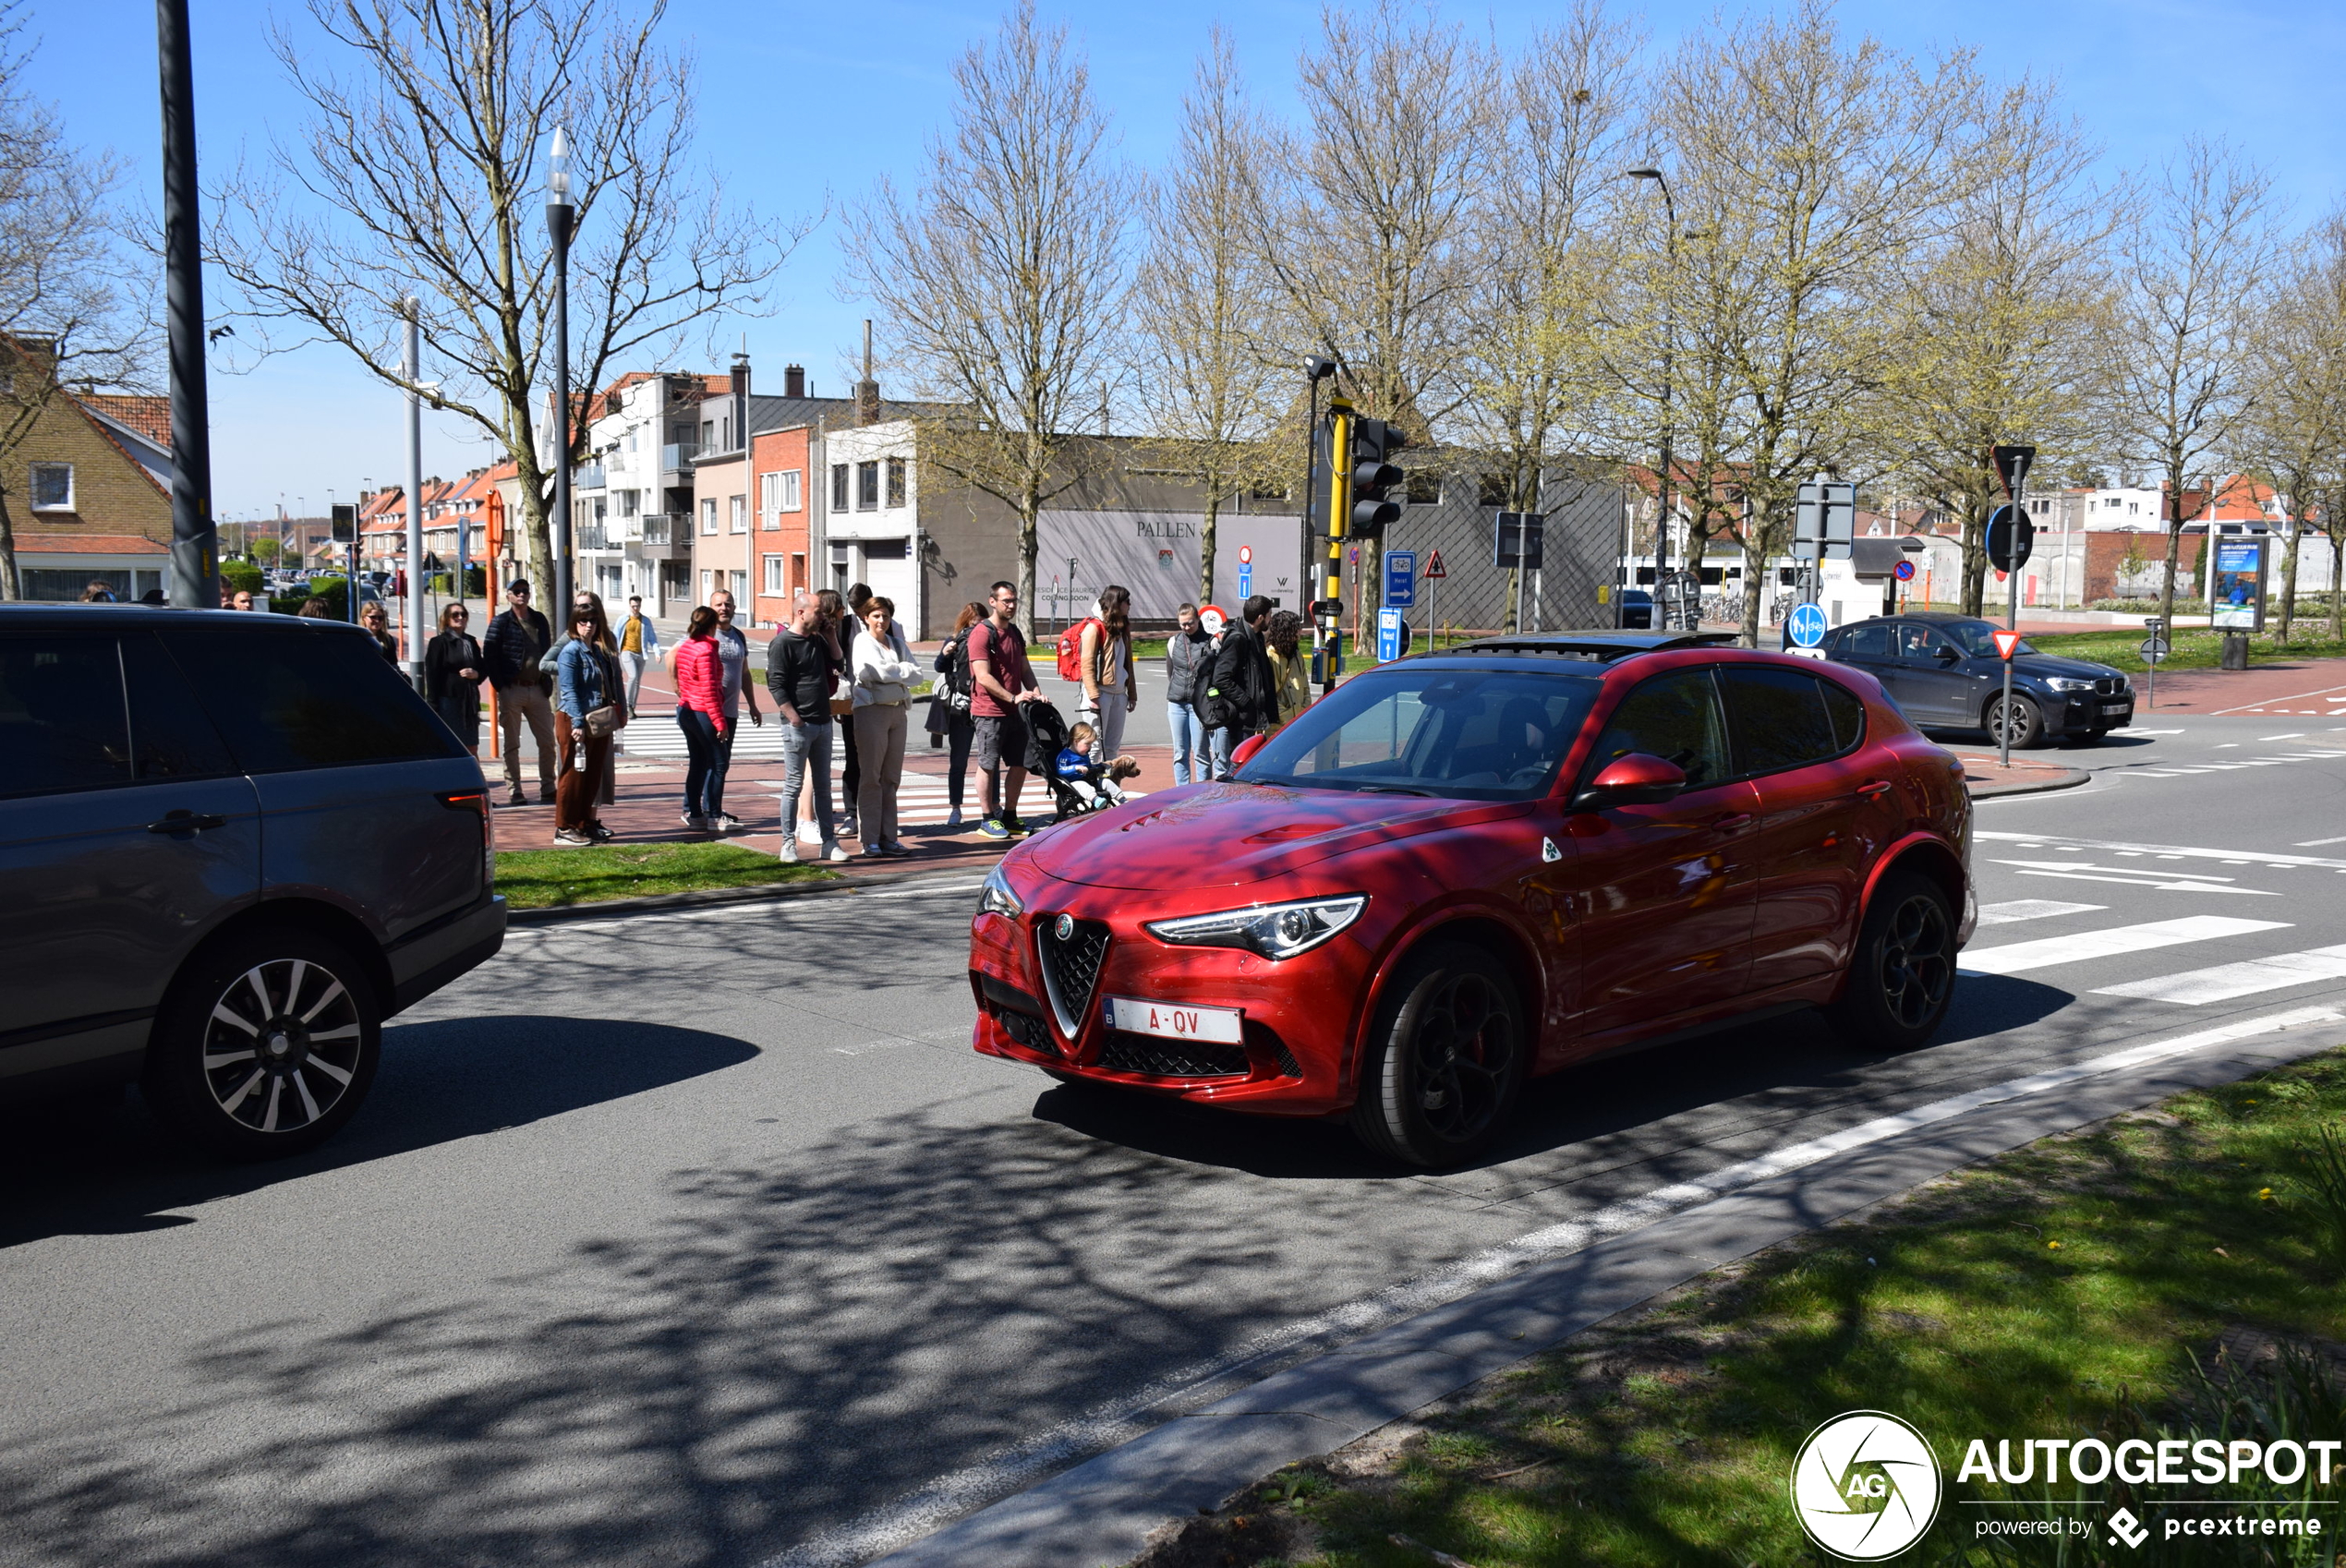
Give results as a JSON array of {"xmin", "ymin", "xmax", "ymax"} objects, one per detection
[{"xmin": 4, "ymin": 381, "xmax": 175, "ymax": 601}]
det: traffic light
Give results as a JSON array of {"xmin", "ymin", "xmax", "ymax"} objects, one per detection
[{"xmin": 1349, "ymin": 418, "xmax": 1408, "ymax": 538}]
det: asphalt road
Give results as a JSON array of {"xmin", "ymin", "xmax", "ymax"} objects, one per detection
[{"xmin": 6, "ymin": 713, "xmax": 2346, "ymax": 1568}]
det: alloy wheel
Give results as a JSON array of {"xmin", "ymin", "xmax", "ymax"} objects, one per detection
[
  {"xmin": 1409, "ymin": 972, "xmax": 1517, "ymax": 1143},
  {"xmin": 199, "ymin": 958, "xmax": 366, "ymax": 1136},
  {"xmin": 1877, "ymin": 894, "xmax": 1953, "ymax": 1030}
]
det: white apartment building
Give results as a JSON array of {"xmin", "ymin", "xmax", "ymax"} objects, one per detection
[
  {"xmin": 819, "ymin": 420, "xmax": 924, "ymax": 621},
  {"xmin": 568, "ymin": 371, "xmax": 716, "ymax": 614}
]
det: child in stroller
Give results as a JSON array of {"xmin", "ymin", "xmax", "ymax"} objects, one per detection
[{"xmin": 1054, "ymin": 720, "xmax": 1140, "ymax": 813}]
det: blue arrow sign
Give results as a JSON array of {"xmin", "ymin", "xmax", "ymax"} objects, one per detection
[
  {"xmin": 1384, "ymin": 550, "xmax": 1416, "ymax": 609},
  {"xmin": 1787, "ymin": 601, "xmax": 1829, "ymax": 649},
  {"xmin": 1376, "ymin": 608, "xmax": 1408, "ymax": 662},
  {"xmin": 1237, "ymin": 562, "xmax": 1252, "ymax": 598}
]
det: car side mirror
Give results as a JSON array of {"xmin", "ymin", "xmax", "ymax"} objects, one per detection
[
  {"xmin": 1570, "ymin": 753, "xmax": 1688, "ymax": 811},
  {"xmin": 1230, "ymin": 733, "xmax": 1268, "ymax": 770},
  {"xmin": 1935, "ymin": 645, "xmax": 1961, "ymax": 662}
]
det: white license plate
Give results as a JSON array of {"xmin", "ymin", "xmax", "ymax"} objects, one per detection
[
  {"xmin": 1101, "ymin": 995, "xmax": 1244, "ymax": 1044},
  {"xmin": 2099, "ymin": 702, "xmax": 2131, "ymax": 715}
]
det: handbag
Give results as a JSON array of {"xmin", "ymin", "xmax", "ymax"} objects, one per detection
[
  {"xmin": 583, "ymin": 704, "xmax": 624, "ymax": 740},
  {"xmin": 828, "ymin": 672, "xmax": 854, "ymax": 718}
]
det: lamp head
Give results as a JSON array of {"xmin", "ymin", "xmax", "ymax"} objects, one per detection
[
  {"xmin": 547, "ymin": 127, "xmax": 573, "ymax": 204},
  {"xmin": 1626, "ymin": 167, "xmax": 1663, "ymax": 181},
  {"xmin": 1304, "ymin": 356, "xmax": 1337, "ymax": 382}
]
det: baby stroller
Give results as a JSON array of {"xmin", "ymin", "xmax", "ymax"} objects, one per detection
[{"xmin": 1023, "ymin": 698, "xmax": 1127, "ymax": 825}]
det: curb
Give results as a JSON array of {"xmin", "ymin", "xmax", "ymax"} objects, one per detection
[
  {"xmin": 860, "ymin": 1017, "xmax": 2346, "ymax": 1568},
  {"xmin": 503, "ymin": 861, "xmax": 996, "ymax": 926},
  {"xmin": 1964, "ymin": 765, "xmax": 2091, "ymax": 800}
]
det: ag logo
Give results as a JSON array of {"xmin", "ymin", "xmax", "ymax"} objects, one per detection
[{"xmin": 1789, "ymin": 1411, "xmax": 1942, "ymax": 1561}]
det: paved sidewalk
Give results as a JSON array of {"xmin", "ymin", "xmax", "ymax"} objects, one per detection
[
  {"xmin": 1948, "ymin": 749, "xmax": 2088, "ymax": 797},
  {"xmin": 2124, "ymin": 655, "xmax": 2346, "ymax": 718}
]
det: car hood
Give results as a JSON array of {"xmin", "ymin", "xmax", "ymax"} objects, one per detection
[
  {"xmin": 1024, "ymin": 782, "xmax": 1530, "ymax": 891},
  {"xmin": 2010, "ymin": 653, "xmax": 2124, "ymax": 681}
]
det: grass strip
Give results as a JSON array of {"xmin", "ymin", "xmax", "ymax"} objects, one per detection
[
  {"xmin": 2022, "ymin": 627, "xmax": 2346, "ymax": 677},
  {"xmin": 493, "ymin": 840, "xmax": 833, "ymax": 911},
  {"xmin": 1136, "ymin": 1047, "xmax": 2346, "ymax": 1568}
]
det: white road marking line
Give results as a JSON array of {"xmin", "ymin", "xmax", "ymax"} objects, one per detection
[
  {"xmin": 2296, "ymin": 836, "xmax": 2346, "ymax": 848},
  {"xmin": 2012, "ymin": 870, "xmax": 2279, "ymax": 895},
  {"xmin": 2263, "ymin": 733, "xmax": 2307, "ymax": 740},
  {"xmin": 1992, "ymin": 859, "xmax": 2237, "ymax": 883},
  {"xmin": 759, "ymin": 1002, "xmax": 2346, "ymax": 1568},
  {"xmin": 2131, "ymin": 728, "xmax": 2187, "ymax": 734},
  {"xmin": 1959, "ymin": 916, "xmax": 2291, "ymax": 975},
  {"xmin": 1977, "ymin": 830, "xmax": 2346, "ymax": 873},
  {"xmin": 2216, "ymin": 683, "xmax": 2346, "ymax": 715},
  {"xmin": 2094, "ymin": 946, "xmax": 2346, "ymax": 1006},
  {"xmin": 1976, "ymin": 899, "xmax": 2107, "ymax": 925}
]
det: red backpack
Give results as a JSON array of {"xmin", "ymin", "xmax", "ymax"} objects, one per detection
[{"xmin": 1055, "ymin": 616, "xmax": 1102, "ymax": 682}]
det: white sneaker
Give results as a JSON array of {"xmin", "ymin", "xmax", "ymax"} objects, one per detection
[
  {"xmin": 824, "ymin": 842, "xmax": 852, "ymax": 862},
  {"xmin": 714, "ymin": 812, "xmax": 744, "ymax": 833},
  {"xmin": 681, "ymin": 812, "xmax": 707, "ymax": 831},
  {"xmin": 779, "ymin": 838, "xmax": 801, "ymax": 863}
]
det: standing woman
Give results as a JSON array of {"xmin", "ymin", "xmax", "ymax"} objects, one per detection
[
  {"xmin": 1264, "ymin": 609, "xmax": 1311, "ymax": 733},
  {"xmin": 925, "ymin": 601, "xmax": 985, "ymax": 828},
  {"xmin": 1076, "ymin": 585, "xmax": 1137, "ymax": 759},
  {"xmin": 425, "ymin": 603, "xmax": 485, "ymax": 754},
  {"xmin": 851, "ymin": 596, "xmax": 921, "ymax": 857},
  {"xmin": 671, "ymin": 606, "xmax": 729, "ymax": 832},
  {"xmin": 359, "ymin": 598, "xmax": 399, "ymax": 663},
  {"xmin": 553, "ymin": 604, "xmax": 624, "ymax": 844}
]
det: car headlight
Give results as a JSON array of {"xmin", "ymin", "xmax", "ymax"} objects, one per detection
[
  {"xmin": 1144, "ymin": 895, "xmax": 1365, "ymax": 960},
  {"xmin": 2044, "ymin": 677, "xmax": 2098, "ymax": 693},
  {"xmin": 977, "ymin": 863, "xmax": 1023, "ymax": 920}
]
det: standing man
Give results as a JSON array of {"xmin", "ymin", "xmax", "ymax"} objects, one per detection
[
  {"xmin": 767, "ymin": 597, "xmax": 850, "ymax": 863},
  {"xmin": 615, "ymin": 594, "xmax": 660, "ymax": 718},
  {"xmin": 704, "ymin": 589, "xmax": 763, "ymax": 832},
  {"xmin": 1164, "ymin": 601, "xmax": 1210, "ymax": 786},
  {"xmin": 969, "ymin": 578, "xmax": 1042, "ymax": 839},
  {"xmin": 482, "ymin": 577, "xmax": 556, "ymax": 806},
  {"xmin": 1203, "ymin": 595, "xmax": 1277, "ymax": 780}
]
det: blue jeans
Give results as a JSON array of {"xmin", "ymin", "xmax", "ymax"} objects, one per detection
[
  {"xmin": 678, "ymin": 709, "xmax": 720, "ymax": 814},
  {"xmin": 780, "ymin": 718, "xmax": 837, "ymax": 847},
  {"xmin": 700, "ymin": 718, "xmax": 737, "ymax": 817},
  {"xmin": 1208, "ymin": 727, "xmax": 1235, "ymax": 779},
  {"xmin": 1167, "ymin": 701, "xmax": 1203, "ymax": 786}
]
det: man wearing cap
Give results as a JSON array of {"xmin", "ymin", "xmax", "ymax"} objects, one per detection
[{"xmin": 482, "ymin": 577, "xmax": 557, "ymax": 806}]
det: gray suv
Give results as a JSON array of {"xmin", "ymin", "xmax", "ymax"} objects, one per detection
[{"xmin": 0, "ymin": 605, "xmax": 505, "ymax": 1156}]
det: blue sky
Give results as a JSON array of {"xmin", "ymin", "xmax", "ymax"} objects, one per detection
[{"xmin": 28, "ymin": 0, "xmax": 2346, "ymax": 520}]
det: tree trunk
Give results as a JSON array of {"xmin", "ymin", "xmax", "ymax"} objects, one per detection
[
  {"xmin": 0, "ymin": 488, "xmax": 18, "ymax": 600},
  {"xmin": 1740, "ymin": 530, "xmax": 1768, "ymax": 648},
  {"xmin": 1016, "ymin": 494, "xmax": 1039, "ymax": 643},
  {"xmin": 1198, "ymin": 490, "xmax": 1221, "ymax": 606},
  {"xmin": 2278, "ymin": 515, "xmax": 2303, "ymax": 642},
  {"xmin": 2332, "ymin": 533, "xmax": 2344, "ymax": 644},
  {"xmin": 1959, "ymin": 498, "xmax": 1989, "ymax": 616},
  {"xmin": 2156, "ymin": 523, "xmax": 2183, "ymax": 643}
]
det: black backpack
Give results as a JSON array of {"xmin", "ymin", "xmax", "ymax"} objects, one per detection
[{"xmin": 943, "ymin": 631, "xmax": 974, "ymax": 713}]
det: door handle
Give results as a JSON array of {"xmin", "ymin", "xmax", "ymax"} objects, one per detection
[
  {"xmin": 1855, "ymin": 780, "xmax": 1894, "ymax": 799},
  {"xmin": 1709, "ymin": 812, "xmax": 1754, "ymax": 830},
  {"xmin": 148, "ymin": 811, "xmax": 228, "ymax": 834}
]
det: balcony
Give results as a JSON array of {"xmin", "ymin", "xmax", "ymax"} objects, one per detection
[
  {"xmin": 661, "ymin": 441, "xmax": 700, "ymax": 475},
  {"xmin": 627, "ymin": 513, "xmax": 691, "ymax": 562},
  {"xmin": 574, "ymin": 463, "xmax": 606, "ymax": 490},
  {"xmin": 577, "ymin": 521, "xmax": 610, "ymax": 551}
]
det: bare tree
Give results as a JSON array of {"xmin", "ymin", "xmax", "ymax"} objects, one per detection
[
  {"xmin": 0, "ymin": 3, "xmax": 150, "ymax": 598},
  {"xmin": 1132, "ymin": 31, "xmax": 1285, "ymax": 604},
  {"xmin": 2102, "ymin": 139, "xmax": 2281, "ymax": 640},
  {"xmin": 845, "ymin": 1, "xmax": 1129, "ymax": 629},
  {"xmin": 2243, "ymin": 209, "xmax": 2346, "ymax": 641},
  {"xmin": 1880, "ymin": 80, "xmax": 2113, "ymax": 614},
  {"xmin": 1655, "ymin": 1, "xmax": 1978, "ymax": 645},
  {"xmin": 212, "ymin": 0, "xmax": 795, "ymax": 604},
  {"xmin": 1245, "ymin": 0, "xmax": 1490, "ymax": 440}
]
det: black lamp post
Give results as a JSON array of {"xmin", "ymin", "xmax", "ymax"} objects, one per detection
[
  {"xmin": 1626, "ymin": 167, "xmax": 1677, "ymax": 622},
  {"xmin": 158, "ymin": 0, "xmax": 217, "ymax": 609},
  {"xmin": 546, "ymin": 127, "xmax": 575, "ymax": 615}
]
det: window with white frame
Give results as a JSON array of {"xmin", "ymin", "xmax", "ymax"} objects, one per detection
[
  {"xmin": 699, "ymin": 569, "xmax": 714, "ymax": 599},
  {"xmin": 886, "ymin": 457, "xmax": 907, "ymax": 508},
  {"xmin": 780, "ymin": 468, "xmax": 803, "ymax": 512},
  {"xmin": 758, "ymin": 471, "xmax": 788, "ymax": 529},
  {"xmin": 831, "ymin": 464, "xmax": 849, "ymax": 510},
  {"xmin": 764, "ymin": 554, "xmax": 785, "ymax": 594},
  {"xmin": 729, "ymin": 495, "xmax": 746, "ymax": 533},
  {"xmin": 30, "ymin": 463, "xmax": 73, "ymax": 511},
  {"xmin": 700, "ymin": 498, "xmax": 719, "ymax": 535}
]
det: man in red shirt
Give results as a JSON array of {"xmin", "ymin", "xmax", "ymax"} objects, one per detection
[{"xmin": 968, "ymin": 579, "xmax": 1043, "ymax": 838}]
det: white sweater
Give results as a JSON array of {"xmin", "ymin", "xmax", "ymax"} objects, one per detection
[{"xmin": 851, "ymin": 626, "xmax": 921, "ymax": 706}]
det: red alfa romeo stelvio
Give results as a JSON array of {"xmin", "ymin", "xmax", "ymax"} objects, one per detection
[{"xmin": 968, "ymin": 631, "xmax": 1975, "ymax": 1168}]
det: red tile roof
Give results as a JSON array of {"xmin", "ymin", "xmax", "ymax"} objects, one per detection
[
  {"xmin": 79, "ymin": 394, "xmax": 173, "ymax": 448},
  {"xmin": 18, "ymin": 532, "xmax": 170, "ymax": 555}
]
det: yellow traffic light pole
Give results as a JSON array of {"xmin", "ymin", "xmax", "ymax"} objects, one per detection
[{"xmin": 1318, "ymin": 394, "xmax": 1353, "ymax": 693}]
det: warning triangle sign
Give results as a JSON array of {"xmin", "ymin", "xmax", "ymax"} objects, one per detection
[{"xmin": 1422, "ymin": 549, "xmax": 1448, "ymax": 580}]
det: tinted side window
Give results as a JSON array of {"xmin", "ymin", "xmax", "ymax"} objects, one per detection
[
  {"xmin": 123, "ymin": 632, "xmax": 238, "ymax": 780},
  {"xmin": 1819, "ymin": 678, "xmax": 1868, "ymax": 750},
  {"xmin": 1721, "ymin": 666, "xmax": 1842, "ymax": 775},
  {"xmin": 1587, "ymin": 669, "xmax": 1730, "ymax": 789},
  {"xmin": 163, "ymin": 626, "xmax": 462, "ymax": 772},
  {"xmin": 1842, "ymin": 622, "xmax": 1893, "ymax": 658},
  {"xmin": 0, "ymin": 633, "xmax": 131, "ymax": 797}
]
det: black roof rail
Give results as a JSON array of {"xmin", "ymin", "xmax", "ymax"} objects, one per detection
[{"xmin": 1437, "ymin": 631, "xmax": 1739, "ymax": 662}]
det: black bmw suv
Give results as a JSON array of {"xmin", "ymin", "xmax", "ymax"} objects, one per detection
[
  {"xmin": 0, "ymin": 606, "xmax": 505, "ymax": 1156},
  {"xmin": 1820, "ymin": 611, "xmax": 2134, "ymax": 747}
]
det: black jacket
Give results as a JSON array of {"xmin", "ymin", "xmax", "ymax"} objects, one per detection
[
  {"xmin": 425, "ymin": 630, "xmax": 483, "ymax": 704},
  {"xmin": 481, "ymin": 606, "xmax": 551, "ymax": 691},
  {"xmin": 765, "ymin": 626, "xmax": 836, "ymax": 721},
  {"xmin": 1204, "ymin": 621, "xmax": 1276, "ymax": 732}
]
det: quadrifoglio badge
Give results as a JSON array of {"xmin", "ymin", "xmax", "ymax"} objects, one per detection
[{"xmin": 1791, "ymin": 1410, "xmax": 2340, "ymax": 1558}]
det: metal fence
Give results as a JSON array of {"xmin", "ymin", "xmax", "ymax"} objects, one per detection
[{"xmin": 1360, "ymin": 472, "xmax": 1626, "ymax": 650}]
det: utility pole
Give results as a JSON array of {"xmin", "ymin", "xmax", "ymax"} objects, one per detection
[
  {"xmin": 157, "ymin": 0, "xmax": 216, "ymax": 609},
  {"xmin": 545, "ymin": 128, "xmax": 576, "ymax": 615},
  {"xmin": 404, "ymin": 299, "xmax": 426, "ymax": 690}
]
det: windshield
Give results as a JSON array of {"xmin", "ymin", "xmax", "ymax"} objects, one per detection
[
  {"xmin": 1941, "ymin": 620, "xmax": 2036, "ymax": 657},
  {"xmin": 1237, "ymin": 666, "xmax": 1602, "ymax": 801}
]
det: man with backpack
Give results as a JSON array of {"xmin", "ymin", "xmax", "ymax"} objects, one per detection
[
  {"xmin": 1203, "ymin": 595, "xmax": 1278, "ymax": 778},
  {"xmin": 969, "ymin": 579, "xmax": 1043, "ymax": 838}
]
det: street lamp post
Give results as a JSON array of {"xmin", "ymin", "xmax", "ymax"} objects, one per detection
[
  {"xmin": 157, "ymin": 0, "xmax": 218, "ymax": 609},
  {"xmin": 546, "ymin": 127, "xmax": 576, "ymax": 617},
  {"xmin": 1625, "ymin": 168, "xmax": 1676, "ymax": 626}
]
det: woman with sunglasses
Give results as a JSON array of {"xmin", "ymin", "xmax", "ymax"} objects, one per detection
[{"xmin": 424, "ymin": 602, "xmax": 485, "ymax": 754}]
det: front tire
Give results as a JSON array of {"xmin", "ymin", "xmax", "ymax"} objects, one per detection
[
  {"xmin": 1986, "ymin": 693, "xmax": 2044, "ymax": 749},
  {"xmin": 1828, "ymin": 873, "xmax": 1957, "ymax": 1053},
  {"xmin": 145, "ymin": 929, "xmax": 382, "ymax": 1159},
  {"xmin": 1349, "ymin": 944, "xmax": 1526, "ymax": 1168}
]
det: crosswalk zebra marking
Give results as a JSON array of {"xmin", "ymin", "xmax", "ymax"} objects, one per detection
[
  {"xmin": 2093, "ymin": 945, "xmax": 2346, "ymax": 1006},
  {"xmin": 1976, "ymin": 899, "xmax": 2106, "ymax": 926},
  {"xmin": 1977, "ymin": 831, "xmax": 2346, "ymax": 874},
  {"xmin": 1958, "ymin": 915, "xmax": 2292, "ymax": 977}
]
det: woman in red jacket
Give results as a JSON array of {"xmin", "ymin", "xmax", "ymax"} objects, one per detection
[{"xmin": 671, "ymin": 605, "xmax": 731, "ymax": 831}]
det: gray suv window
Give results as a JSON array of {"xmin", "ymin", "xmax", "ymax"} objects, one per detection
[
  {"xmin": 123, "ymin": 633, "xmax": 238, "ymax": 781},
  {"xmin": 0, "ymin": 634, "xmax": 131, "ymax": 797},
  {"xmin": 163, "ymin": 627, "xmax": 461, "ymax": 773}
]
